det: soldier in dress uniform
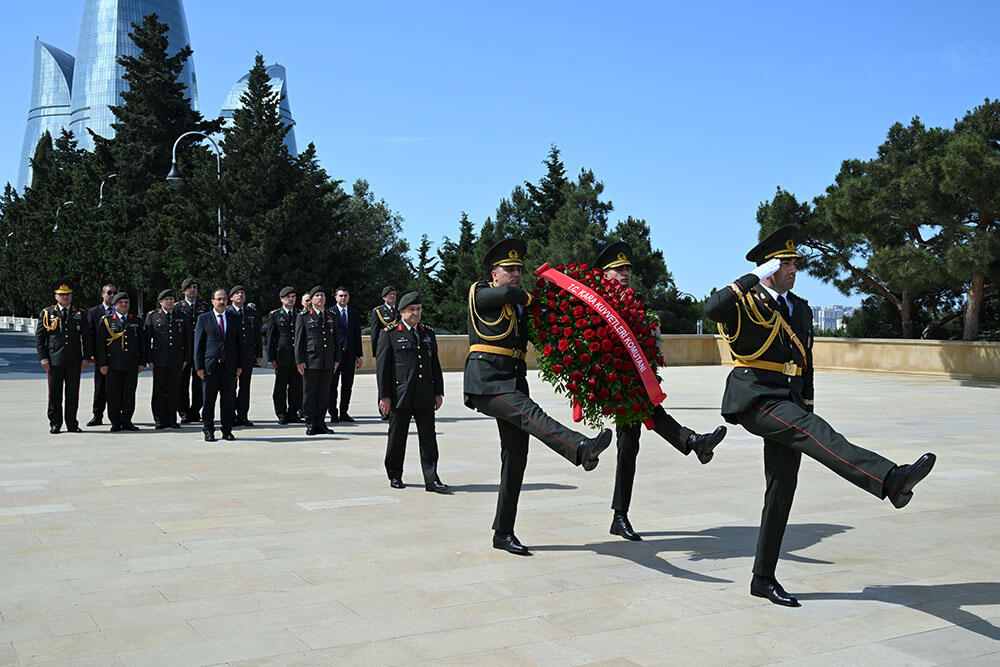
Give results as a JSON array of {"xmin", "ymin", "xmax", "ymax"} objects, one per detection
[
  {"xmin": 376, "ymin": 292, "xmax": 449, "ymax": 493},
  {"xmin": 86, "ymin": 283, "xmax": 116, "ymax": 426},
  {"xmin": 227, "ymin": 286, "xmax": 262, "ymax": 427},
  {"xmin": 595, "ymin": 241, "xmax": 728, "ymax": 541},
  {"xmin": 704, "ymin": 225, "xmax": 936, "ymax": 607},
  {"xmin": 176, "ymin": 277, "xmax": 208, "ymax": 424},
  {"xmin": 97, "ymin": 292, "xmax": 146, "ymax": 432},
  {"xmin": 266, "ymin": 286, "xmax": 302, "ymax": 424},
  {"xmin": 144, "ymin": 289, "xmax": 186, "ymax": 429},
  {"xmin": 295, "ymin": 286, "xmax": 341, "ymax": 435},
  {"xmin": 464, "ymin": 238, "xmax": 614, "ymax": 556},
  {"xmin": 35, "ymin": 282, "xmax": 91, "ymax": 433},
  {"xmin": 371, "ymin": 285, "xmax": 399, "ymax": 421}
]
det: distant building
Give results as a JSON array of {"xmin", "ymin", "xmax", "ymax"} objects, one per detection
[
  {"xmin": 812, "ymin": 305, "xmax": 858, "ymax": 332},
  {"xmin": 18, "ymin": 40, "xmax": 75, "ymax": 188},
  {"xmin": 219, "ymin": 64, "xmax": 298, "ymax": 155}
]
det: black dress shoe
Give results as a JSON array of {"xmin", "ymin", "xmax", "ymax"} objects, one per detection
[
  {"xmin": 86, "ymin": 416, "xmax": 102, "ymax": 427},
  {"xmin": 390, "ymin": 478, "xmax": 405, "ymax": 489},
  {"xmin": 124, "ymin": 423, "xmax": 140, "ymax": 431},
  {"xmin": 750, "ymin": 575, "xmax": 800, "ymax": 607},
  {"xmin": 306, "ymin": 425, "xmax": 316, "ymax": 436},
  {"xmin": 579, "ymin": 428, "xmax": 613, "ymax": 471},
  {"xmin": 234, "ymin": 418, "xmax": 254, "ymax": 427},
  {"xmin": 425, "ymin": 480, "xmax": 450, "ymax": 493},
  {"xmin": 340, "ymin": 414, "xmax": 356, "ymax": 423},
  {"xmin": 319, "ymin": 424, "xmax": 333, "ymax": 434},
  {"xmin": 328, "ymin": 415, "xmax": 340, "ymax": 424},
  {"xmin": 286, "ymin": 414, "xmax": 302, "ymax": 423},
  {"xmin": 67, "ymin": 426, "xmax": 83, "ymax": 433},
  {"xmin": 380, "ymin": 414, "xmax": 390, "ymax": 421},
  {"xmin": 49, "ymin": 425, "xmax": 61, "ymax": 434},
  {"xmin": 277, "ymin": 415, "xmax": 288, "ymax": 425},
  {"xmin": 204, "ymin": 431, "xmax": 216, "ymax": 442},
  {"xmin": 110, "ymin": 425, "xmax": 122, "ymax": 433},
  {"xmin": 180, "ymin": 414, "xmax": 192, "ymax": 424},
  {"xmin": 221, "ymin": 433, "xmax": 236, "ymax": 441},
  {"xmin": 154, "ymin": 423, "xmax": 168, "ymax": 430},
  {"xmin": 687, "ymin": 425, "xmax": 727, "ymax": 464},
  {"xmin": 610, "ymin": 512, "xmax": 642, "ymax": 541},
  {"xmin": 169, "ymin": 423, "xmax": 182, "ymax": 429},
  {"xmin": 492, "ymin": 531, "xmax": 531, "ymax": 556},
  {"xmin": 884, "ymin": 453, "xmax": 936, "ymax": 509}
]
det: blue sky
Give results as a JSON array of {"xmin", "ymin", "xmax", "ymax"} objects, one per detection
[{"xmin": 3, "ymin": 1, "xmax": 998, "ymax": 307}]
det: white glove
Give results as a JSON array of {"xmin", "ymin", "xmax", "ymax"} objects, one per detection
[{"xmin": 751, "ymin": 258, "xmax": 782, "ymax": 281}]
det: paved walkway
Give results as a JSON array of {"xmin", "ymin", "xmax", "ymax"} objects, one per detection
[{"xmin": 0, "ymin": 343, "xmax": 997, "ymax": 664}]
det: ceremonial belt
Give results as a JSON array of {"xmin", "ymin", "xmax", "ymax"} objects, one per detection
[
  {"xmin": 468, "ymin": 344, "xmax": 526, "ymax": 360},
  {"xmin": 733, "ymin": 359, "xmax": 802, "ymax": 376}
]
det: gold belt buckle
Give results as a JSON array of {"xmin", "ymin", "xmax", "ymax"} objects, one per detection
[{"xmin": 783, "ymin": 361, "xmax": 797, "ymax": 376}]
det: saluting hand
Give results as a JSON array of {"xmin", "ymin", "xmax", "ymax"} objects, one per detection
[{"xmin": 752, "ymin": 257, "xmax": 782, "ymax": 281}]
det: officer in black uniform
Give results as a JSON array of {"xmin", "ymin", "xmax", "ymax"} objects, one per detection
[
  {"xmin": 595, "ymin": 241, "xmax": 728, "ymax": 541},
  {"xmin": 704, "ymin": 225, "xmax": 936, "ymax": 607},
  {"xmin": 267, "ymin": 286, "xmax": 302, "ymax": 424},
  {"xmin": 35, "ymin": 282, "xmax": 91, "ymax": 433},
  {"xmin": 97, "ymin": 292, "xmax": 146, "ymax": 432},
  {"xmin": 227, "ymin": 285, "xmax": 262, "ymax": 427},
  {"xmin": 145, "ymin": 289, "xmax": 187, "ymax": 429},
  {"xmin": 377, "ymin": 292, "xmax": 449, "ymax": 493},
  {"xmin": 176, "ymin": 277, "xmax": 208, "ymax": 424},
  {"xmin": 371, "ymin": 285, "xmax": 400, "ymax": 421},
  {"xmin": 295, "ymin": 286, "xmax": 340, "ymax": 435},
  {"xmin": 464, "ymin": 238, "xmax": 614, "ymax": 556}
]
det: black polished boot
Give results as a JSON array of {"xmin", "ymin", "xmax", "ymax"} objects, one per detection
[
  {"xmin": 884, "ymin": 453, "xmax": 936, "ymax": 509},
  {"xmin": 687, "ymin": 425, "xmax": 727, "ymax": 464},
  {"xmin": 750, "ymin": 574, "xmax": 800, "ymax": 607},
  {"xmin": 492, "ymin": 531, "xmax": 531, "ymax": 556},
  {"xmin": 610, "ymin": 512, "xmax": 642, "ymax": 541},
  {"xmin": 579, "ymin": 428, "xmax": 613, "ymax": 471}
]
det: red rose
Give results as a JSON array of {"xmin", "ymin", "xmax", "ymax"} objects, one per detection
[
  {"xmin": 560, "ymin": 315, "xmax": 570, "ymax": 324},
  {"xmin": 550, "ymin": 325, "xmax": 560, "ymax": 335},
  {"xmin": 574, "ymin": 339, "xmax": 585, "ymax": 348},
  {"xmin": 613, "ymin": 391, "xmax": 623, "ymax": 401},
  {"xmin": 587, "ymin": 392, "xmax": 597, "ymax": 401},
  {"xmin": 579, "ymin": 263, "xmax": 590, "ymax": 272},
  {"xmin": 616, "ymin": 406, "xmax": 626, "ymax": 415},
  {"xmin": 598, "ymin": 388, "xmax": 609, "ymax": 399},
  {"xmin": 612, "ymin": 358, "xmax": 623, "ymax": 369},
  {"xmin": 579, "ymin": 353, "xmax": 591, "ymax": 364},
  {"xmin": 632, "ymin": 403, "xmax": 642, "ymax": 413},
  {"xmin": 542, "ymin": 344, "xmax": 553, "ymax": 356},
  {"xmin": 563, "ymin": 355, "xmax": 573, "ymax": 366},
  {"xmin": 622, "ymin": 375, "xmax": 632, "ymax": 386},
  {"xmin": 589, "ymin": 341, "xmax": 601, "ymax": 352},
  {"xmin": 565, "ymin": 382, "xmax": 578, "ymax": 393},
  {"xmin": 607, "ymin": 372, "xmax": 618, "ymax": 383},
  {"xmin": 547, "ymin": 313, "xmax": 557, "ymax": 324},
  {"xmin": 551, "ymin": 364, "xmax": 563, "ymax": 374},
  {"xmin": 570, "ymin": 371, "xmax": 583, "ymax": 381},
  {"xmin": 573, "ymin": 306, "xmax": 584, "ymax": 318},
  {"xmin": 558, "ymin": 338, "xmax": 570, "ymax": 352},
  {"xmin": 559, "ymin": 301, "xmax": 571, "ymax": 312},
  {"xmin": 590, "ymin": 315, "xmax": 601, "ymax": 325},
  {"xmin": 586, "ymin": 378, "xmax": 598, "ymax": 389},
  {"xmin": 602, "ymin": 406, "xmax": 614, "ymax": 415},
  {"xmin": 575, "ymin": 318, "xmax": 588, "ymax": 329},
  {"xmin": 547, "ymin": 300, "xmax": 556, "ymax": 309},
  {"xmin": 601, "ymin": 339, "xmax": 613, "ymax": 352},
  {"xmin": 583, "ymin": 329, "xmax": 596, "ymax": 340},
  {"xmin": 601, "ymin": 353, "xmax": 612, "ymax": 364}
]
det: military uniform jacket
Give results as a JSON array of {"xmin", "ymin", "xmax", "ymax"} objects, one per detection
[
  {"xmin": 463, "ymin": 281, "xmax": 534, "ymax": 404},
  {"xmin": 266, "ymin": 308, "xmax": 297, "ymax": 368},
  {"xmin": 177, "ymin": 299, "xmax": 209, "ymax": 364},
  {"xmin": 370, "ymin": 304, "xmax": 400, "ymax": 355},
  {"xmin": 376, "ymin": 322, "xmax": 444, "ymax": 410},
  {"xmin": 35, "ymin": 305, "xmax": 91, "ymax": 365},
  {"xmin": 704, "ymin": 272, "xmax": 814, "ymax": 422},
  {"xmin": 227, "ymin": 304, "xmax": 262, "ymax": 368},
  {"xmin": 144, "ymin": 308, "xmax": 187, "ymax": 367},
  {"xmin": 97, "ymin": 312, "xmax": 146, "ymax": 370},
  {"xmin": 294, "ymin": 308, "xmax": 341, "ymax": 370}
]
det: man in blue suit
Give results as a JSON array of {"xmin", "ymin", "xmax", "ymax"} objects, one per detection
[
  {"xmin": 329, "ymin": 286, "xmax": 363, "ymax": 422},
  {"xmin": 194, "ymin": 288, "xmax": 244, "ymax": 442}
]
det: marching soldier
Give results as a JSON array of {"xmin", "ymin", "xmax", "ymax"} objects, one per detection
[
  {"xmin": 295, "ymin": 286, "xmax": 340, "ymax": 435},
  {"xmin": 145, "ymin": 289, "xmax": 186, "ymax": 429},
  {"xmin": 704, "ymin": 225, "xmax": 936, "ymax": 607},
  {"xmin": 266, "ymin": 286, "xmax": 302, "ymax": 424},
  {"xmin": 227, "ymin": 286, "xmax": 262, "ymax": 427},
  {"xmin": 97, "ymin": 292, "xmax": 146, "ymax": 432},
  {"xmin": 464, "ymin": 238, "xmax": 613, "ymax": 556},
  {"xmin": 176, "ymin": 277, "xmax": 208, "ymax": 424},
  {"xmin": 371, "ymin": 285, "xmax": 400, "ymax": 421},
  {"xmin": 376, "ymin": 292, "xmax": 449, "ymax": 493},
  {"xmin": 35, "ymin": 282, "xmax": 91, "ymax": 433},
  {"xmin": 595, "ymin": 241, "xmax": 727, "ymax": 541}
]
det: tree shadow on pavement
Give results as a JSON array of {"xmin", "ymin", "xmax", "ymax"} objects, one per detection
[{"xmin": 448, "ymin": 483, "xmax": 578, "ymax": 493}]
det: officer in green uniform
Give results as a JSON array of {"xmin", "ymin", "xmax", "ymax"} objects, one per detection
[
  {"xmin": 595, "ymin": 241, "xmax": 728, "ymax": 541},
  {"xmin": 35, "ymin": 282, "xmax": 91, "ymax": 433},
  {"xmin": 267, "ymin": 286, "xmax": 302, "ymax": 424},
  {"xmin": 295, "ymin": 286, "xmax": 341, "ymax": 435},
  {"xmin": 464, "ymin": 238, "xmax": 613, "ymax": 556},
  {"xmin": 97, "ymin": 292, "xmax": 146, "ymax": 432},
  {"xmin": 144, "ymin": 289, "xmax": 187, "ymax": 429},
  {"xmin": 371, "ymin": 285, "xmax": 399, "ymax": 421},
  {"xmin": 704, "ymin": 225, "xmax": 936, "ymax": 607}
]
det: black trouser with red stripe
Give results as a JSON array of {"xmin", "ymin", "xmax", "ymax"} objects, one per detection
[
  {"xmin": 47, "ymin": 363, "xmax": 82, "ymax": 429},
  {"xmin": 612, "ymin": 406, "xmax": 694, "ymax": 513},
  {"xmin": 735, "ymin": 398, "xmax": 896, "ymax": 577},
  {"xmin": 467, "ymin": 376, "xmax": 588, "ymax": 533}
]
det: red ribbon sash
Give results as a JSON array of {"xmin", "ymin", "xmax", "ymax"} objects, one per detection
[{"xmin": 535, "ymin": 263, "xmax": 666, "ymax": 408}]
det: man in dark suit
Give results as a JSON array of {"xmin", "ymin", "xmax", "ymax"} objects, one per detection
[
  {"xmin": 329, "ymin": 286, "xmax": 363, "ymax": 422},
  {"xmin": 176, "ymin": 277, "xmax": 209, "ymax": 424},
  {"xmin": 295, "ymin": 286, "xmax": 340, "ymax": 435},
  {"xmin": 266, "ymin": 286, "xmax": 301, "ymax": 424},
  {"xmin": 144, "ymin": 289, "xmax": 186, "ymax": 429},
  {"xmin": 227, "ymin": 286, "xmax": 262, "ymax": 427},
  {"xmin": 371, "ymin": 285, "xmax": 399, "ymax": 422},
  {"xmin": 704, "ymin": 225, "xmax": 936, "ymax": 607},
  {"xmin": 36, "ymin": 282, "xmax": 91, "ymax": 433},
  {"xmin": 376, "ymin": 292, "xmax": 448, "ymax": 493},
  {"xmin": 595, "ymin": 241, "xmax": 727, "ymax": 542},
  {"xmin": 86, "ymin": 283, "xmax": 116, "ymax": 426},
  {"xmin": 97, "ymin": 292, "xmax": 145, "ymax": 432},
  {"xmin": 464, "ymin": 239, "xmax": 613, "ymax": 556},
  {"xmin": 194, "ymin": 288, "xmax": 244, "ymax": 442}
]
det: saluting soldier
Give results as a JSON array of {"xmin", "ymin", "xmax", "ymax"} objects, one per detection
[
  {"xmin": 35, "ymin": 282, "xmax": 91, "ymax": 433},
  {"xmin": 295, "ymin": 286, "xmax": 341, "ymax": 435},
  {"xmin": 227, "ymin": 286, "xmax": 262, "ymax": 427},
  {"xmin": 464, "ymin": 238, "xmax": 613, "ymax": 556},
  {"xmin": 144, "ymin": 289, "xmax": 186, "ymax": 429},
  {"xmin": 595, "ymin": 241, "xmax": 727, "ymax": 542},
  {"xmin": 371, "ymin": 285, "xmax": 400, "ymax": 421},
  {"xmin": 376, "ymin": 292, "xmax": 449, "ymax": 493},
  {"xmin": 97, "ymin": 292, "xmax": 146, "ymax": 432},
  {"xmin": 704, "ymin": 225, "xmax": 936, "ymax": 607},
  {"xmin": 176, "ymin": 277, "xmax": 208, "ymax": 424},
  {"xmin": 266, "ymin": 286, "xmax": 302, "ymax": 424}
]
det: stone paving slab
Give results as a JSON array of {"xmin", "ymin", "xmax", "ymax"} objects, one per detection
[{"xmin": 0, "ymin": 357, "xmax": 997, "ymax": 665}]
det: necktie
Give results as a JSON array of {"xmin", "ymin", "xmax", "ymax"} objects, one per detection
[
  {"xmin": 218, "ymin": 314, "xmax": 227, "ymax": 362},
  {"xmin": 340, "ymin": 308, "xmax": 348, "ymax": 346},
  {"xmin": 777, "ymin": 295, "xmax": 791, "ymax": 321}
]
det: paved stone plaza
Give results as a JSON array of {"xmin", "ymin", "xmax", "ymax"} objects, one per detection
[{"xmin": 0, "ymin": 333, "xmax": 998, "ymax": 665}]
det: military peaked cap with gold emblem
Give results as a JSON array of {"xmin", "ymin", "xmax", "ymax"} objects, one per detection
[
  {"xmin": 746, "ymin": 225, "xmax": 803, "ymax": 265},
  {"xmin": 484, "ymin": 238, "xmax": 526, "ymax": 269},
  {"xmin": 53, "ymin": 282, "xmax": 73, "ymax": 294},
  {"xmin": 596, "ymin": 241, "xmax": 633, "ymax": 271}
]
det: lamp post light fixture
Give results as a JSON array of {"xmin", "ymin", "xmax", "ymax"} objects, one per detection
[
  {"xmin": 167, "ymin": 131, "xmax": 224, "ymax": 253},
  {"xmin": 53, "ymin": 200, "xmax": 74, "ymax": 233},
  {"xmin": 97, "ymin": 173, "xmax": 117, "ymax": 208}
]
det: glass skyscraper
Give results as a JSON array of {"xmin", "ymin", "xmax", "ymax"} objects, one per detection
[
  {"xmin": 220, "ymin": 64, "xmax": 298, "ymax": 156},
  {"xmin": 18, "ymin": 40, "xmax": 76, "ymax": 189}
]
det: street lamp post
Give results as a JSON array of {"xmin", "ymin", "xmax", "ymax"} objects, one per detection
[
  {"xmin": 166, "ymin": 131, "xmax": 224, "ymax": 253},
  {"xmin": 97, "ymin": 173, "xmax": 117, "ymax": 208},
  {"xmin": 53, "ymin": 200, "xmax": 74, "ymax": 233}
]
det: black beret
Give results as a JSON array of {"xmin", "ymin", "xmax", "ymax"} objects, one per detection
[
  {"xmin": 596, "ymin": 241, "xmax": 633, "ymax": 271},
  {"xmin": 309, "ymin": 285, "xmax": 326, "ymax": 297},
  {"xmin": 746, "ymin": 225, "xmax": 803, "ymax": 265},
  {"xmin": 279, "ymin": 286, "xmax": 296, "ymax": 298},
  {"xmin": 228, "ymin": 285, "xmax": 245, "ymax": 298},
  {"xmin": 381, "ymin": 285, "xmax": 396, "ymax": 298},
  {"xmin": 157, "ymin": 289, "xmax": 176, "ymax": 301},
  {"xmin": 112, "ymin": 292, "xmax": 129, "ymax": 304},
  {"xmin": 398, "ymin": 291, "xmax": 421, "ymax": 311},
  {"xmin": 181, "ymin": 277, "xmax": 197, "ymax": 291},
  {"xmin": 484, "ymin": 238, "xmax": 526, "ymax": 268}
]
